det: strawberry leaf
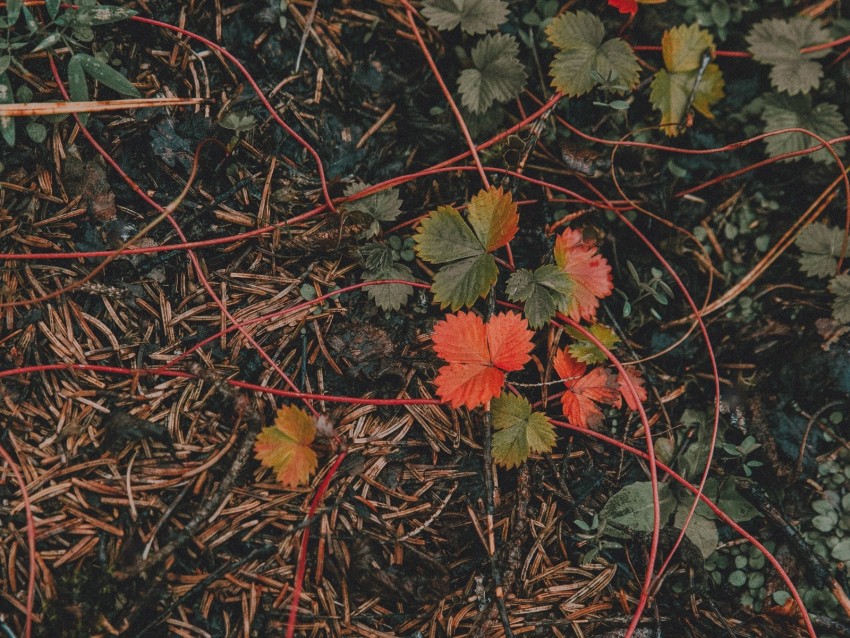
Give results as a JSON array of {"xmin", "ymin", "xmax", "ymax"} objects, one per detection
[
  {"xmin": 254, "ymin": 405, "xmax": 318, "ymax": 487},
  {"xmin": 566, "ymin": 323, "xmax": 619, "ymax": 364},
  {"xmin": 554, "ymin": 348, "xmax": 619, "ymax": 429},
  {"xmin": 415, "ymin": 187, "xmax": 519, "ymax": 309},
  {"xmin": 458, "ymin": 33, "xmax": 527, "ymax": 114},
  {"xmin": 506, "ymin": 265, "xmax": 573, "ymax": 329},
  {"xmin": 343, "ymin": 181, "xmax": 403, "ymax": 239},
  {"xmin": 432, "ymin": 311, "xmax": 533, "ymax": 409},
  {"xmin": 491, "ymin": 393, "xmax": 556, "ymax": 468},
  {"xmin": 553, "ymin": 228, "xmax": 614, "ymax": 322},
  {"xmin": 546, "ymin": 11, "xmax": 639, "ymax": 97},
  {"xmin": 746, "ymin": 17, "xmax": 831, "ymax": 96},
  {"xmin": 796, "ymin": 222, "xmax": 846, "ymax": 279},
  {"xmin": 650, "ymin": 24, "xmax": 724, "ymax": 137},
  {"xmin": 362, "ymin": 262, "xmax": 414, "ymax": 311},
  {"xmin": 421, "ymin": 0, "xmax": 508, "ymax": 35},
  {"xmin": 760, "ymin": 93, "xmax": 847, "ymax": 165},
  {"xmin": 829, "ymin": 274, "xmax": 850, "ymax": 325}
]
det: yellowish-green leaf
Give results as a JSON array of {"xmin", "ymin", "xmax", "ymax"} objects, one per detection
[
  {"xmin": 421, "ymin": 0, "xmax": 508, "ymax": 35},
  {"xmin": 662, "ymin": 23, "xmax": 715, "ymax": 73},
  {"xmin": 746, "ymin": 17, "xmax": 831, "ymax": 96},
  {"xmin": 566, "ymin": 323, "xmax": 620, "ymax": 364},
  {"xmin": 491, "ymin": 393, "xmax": 556, "ymax": 469},
  {"xmin": 431, "ymin": 253, "xmax": 498, "ymax": 310},
  {"xmin": 546, "ymin": 10, "xmax": 639, "ymax": 97},
  {"xmin": 414, "ymin": 205, "xmax": 483, "ymax": 264},
  {"xmin": 466, "ymin": 186, "xmax": 519, "ymax": 252},
  {"xmin": 650, "ymin": 64, "xmax": 724, "ymax": 136}
]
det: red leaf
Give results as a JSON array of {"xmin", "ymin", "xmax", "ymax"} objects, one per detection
[
  {"xmin": 554, "ymin": 348, "xmax": 619, "ymax": 428},
  {"xmin": 618, "ymin": 367, "xmax": 648, "ymax": 411},
  {"xmin": 433, "ymin": 311, "xmax": 534, "ymax": 409},
  {"xmin": 609, "ymin": 0, "xmax": 638, "ymax": 14},
  {"xmin": 254, "ymin": 405, "xmax": 318, "ymax": 487},
  {"xmin": 553, "ymin": 228, "xmax": 614, "ymax": 322}
]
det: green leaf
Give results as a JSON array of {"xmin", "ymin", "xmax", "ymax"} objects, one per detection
[
  {"xmin": 662, "ymin": 23, "xmax": 715, "ymax": 73},
  {"xmin": 650, "ymin": 64, "xmax": 724, "ymax": 137},
  {"xmin": 25, "ymin": 120, "xmax": 47, "ymax": 144},
  {"xmin": 796, "ymin": 222, "xmax": 845, "ymax": 279},
  {"xmin": 415, "ymin": 205, "xmax": 483, "ymax": 264},
  {"xmin": 414, "ymin": 187, "xmax": 518, "ymax": 309},
  {"xmin": 491, "ymin": 393, "xmax": 556, "ymax": 469},
  {"xmin": 506, "ymin": 265, "xmax": 573, "ymax": 329},
  {"xmin": 0, "ymin": 72, "xmax": 14, "ymax": 147},
  {"xmin": 566, "ymin": 323, "xmax": 619, "ymax": 364},
  {"xmin": 32, "ymin": 33, "xmax": 63, "ymax": 53},
  {"xmin": 832, "ymin": 539, "xmax": 850, "ymax": 561},
  {"xmin": 715, "ymin": 479, "xmax": 759, "ymax": 522},
  {"xmin": 67, "ymin": 54, "xmax": 90, "ymax": 125},
  {"xmin": 674, "ymin": 505, "xmax": 718, "ymax": 558},
  {"xmin": 0, "ymin": 56, "xmax": 10, "ymax": 76},
  {"xmin": 458, "ymin": 33, "xmax": 526, "ymax": 114},
  {"xmin": 46, "ymin": 0, "xmax": 61, "ymax": 20},
  {"xmin": 72, "ymin": 5, "xmax": 137, "ymax": 26},
  {"xmin": 746, "ymin": 17, "xmax": 831, "ymax": 96},
  {"xmin": 600, "ymin": 481, "xmax": 675, "ymax": 538},
  {"xmin": 760, "ymin": 93, "xmax": 847, "ymax": 165},
  {"xmin": 431, "ymin": 253, "xmax": 498, "ymax": 310},
  {"xmin": 344, "ymin": 181, "xmax": 403, "ymax": 238},
  {"xmin": 362, "ymin": 262, "xmax": 414, "ymax": 311},
  {"xmin": 829, "ymin": 274, "xmax": 850, "ymax": 325},
  {"xmin": 6, "ymin": 0, "xmax": 22, "ymax": 26},
  {"xmin": 76, "ymin": 53, "xmax": 140, "ymax": 97},
  {"xmin": 421, "ymin": 0, "xmax": 508, "ymax": 35},
  {"xmin": 546, "ymin": 11, "xmax": 639, "ymax": 97}
]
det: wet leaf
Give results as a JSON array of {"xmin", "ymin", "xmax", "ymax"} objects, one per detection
[
  {"xmin": 796, "ymin": 222, "xmax": 845, "ymax": 278},
  {"xmin": 760, "ymin": 93, "xmax": 847, "ymax": 165}
]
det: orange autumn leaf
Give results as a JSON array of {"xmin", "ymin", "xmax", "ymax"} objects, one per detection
[
  {"xmin": 618, "ymin": 367, "xmax": 648, "ymax": 411},
  {"xmin": 554, "ymin": 348, "xmax": 619, "ymax": 428},
  {"xmin": 433, "ymin": 311, "xmax": 534, "ymax": 409},
  {"xmin": 553, "ymin": 228, "xmax": 614, "ymax": 322},
  {"xmin": 254, "ymin": 404, "xmax": 318, "ymax": 487}
]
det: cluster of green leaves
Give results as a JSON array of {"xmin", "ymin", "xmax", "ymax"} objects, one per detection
[
  {"xmin": 704, "ymin": 541, "xmax": 778, "ymax": 611},
  {"xmin": 422, "ymin": 0, "xmax": 526, "ymax": 115},
  {"xmin": 746, "ymin": 17, "xmax": 848, "ymax": 164},
  {"xmin": 545, "ymin": 13, "xmax": 723, "ymax": 135},
  {"xmin": 795, "ymin": 222, "xmax": 850, "ymax": 324},
  {"xmin": 1, "ymin": 0, "xmax": 138, "ymax": 146}
]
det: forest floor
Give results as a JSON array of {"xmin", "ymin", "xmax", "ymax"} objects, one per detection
[{"xmin": 2, "ymin": 0, "xmax": 850, "ymax": 637}]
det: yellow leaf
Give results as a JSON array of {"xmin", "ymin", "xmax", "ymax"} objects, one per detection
[
  {"xmin": 254, "ymin": 405, "xmax": 318, "ymax": 487},
  {"xmin": 662, "ymin": 23, "xmax": 715, "ymax": 74}
]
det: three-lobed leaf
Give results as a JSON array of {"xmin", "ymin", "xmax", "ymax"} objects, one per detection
[
  {"xmin": 344, "ymin": 181, "xmax": 403, "ymax": 238},
  {"xmin": 546, "ymin": 11, "xmax": 639, "ymax": 98},
  {"xmin": 554, "ymin": 348, "xmax": 620, "ymax": 429},
  {"xmin": 491, "ymin": 393, "xmax": 556, "ymax": 468},
  {"xmin": 254, "ymin": 405, "xmax": 318, "ymax": 487},
  {"xmin": 553, "ymin": 228, "xmax": 613, "ymax": 322},
  {"xmin": 362, "ymin": 262, "xmax": 414, "ymax": 311},
  {"xmin": 458, "ymin": 33, "xmax": 527, "ymax": 114},
  {"xmin": 422, "ymin": 0, "xmax": 508, "ymax": 35},
  {"xmin": 796, "ymin": 222, "xmax": 846, "ymax": 278},
  {"xmin": 415, "ymin": 187, "xmax": 518, "ymax": 310},
  {"xmin": 760, "ymin": 93, "xmax": 847, "ymax": 165},
  {"xmin": 746, "ymin": 17, "xmax": 831, "ymax": 96},
  {"xmin": 506, "ymin": 264, "xmax": 572, "ymax": 329},
  {"xmin": 829, "ymin": 274, "xmax": 850, "ymax": 325},
  {"xmin": 566, "ymin": 323, "xmax": 619, "ymax": 364},
  {"xmin": 650, "ymin": 24, "xmax": 724, "ymax": 137},
  {"xmin": 432, "ymin": 311, "xmax": 533, "ymax": 409}
]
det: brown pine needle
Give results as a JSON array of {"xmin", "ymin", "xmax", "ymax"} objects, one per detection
[{"xmin": 0, "ymin": 96, "xmax": 204, "ymax": 118}]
